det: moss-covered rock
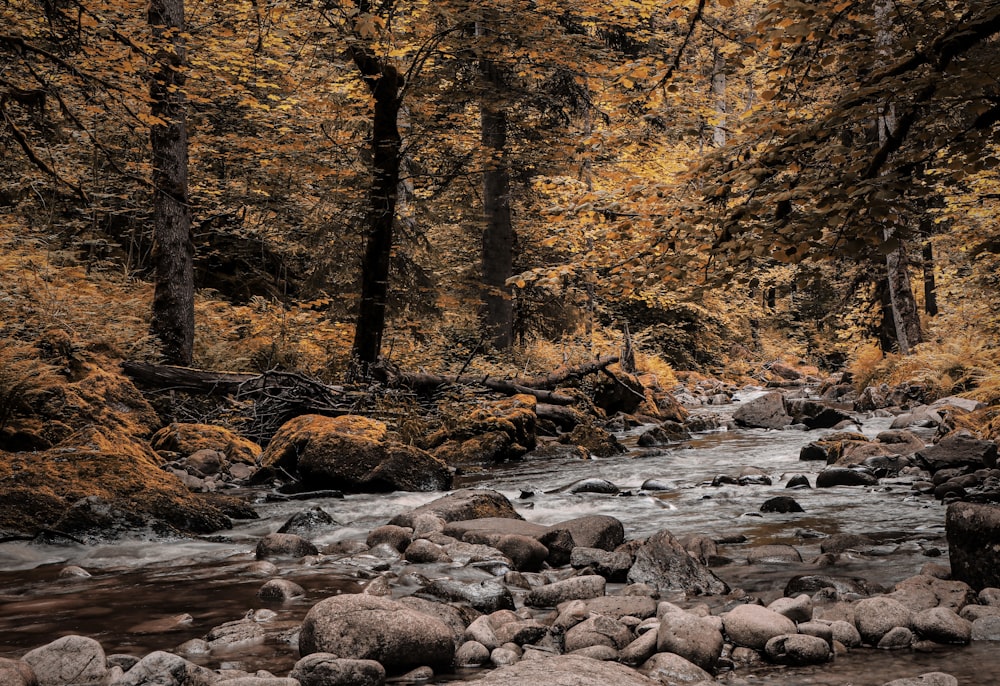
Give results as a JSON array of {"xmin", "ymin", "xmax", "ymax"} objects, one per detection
[
  {"xmin": 151, "ymin": 422, "xmax": 262, "ymax": 464},
  {"xmin": 260, "ymin": 414, "xmax": 452, "ymax": 492}
]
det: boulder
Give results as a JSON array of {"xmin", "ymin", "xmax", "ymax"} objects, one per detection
[
  {"xmin": 474, "ymin": 654, "xmax": 658, "ymax": 685},
  {"xmin": 426, "ymin": 395, "xmax": 537, "ymax": 464},
  {"xmin": 947, "ymin": 501, "xmax": 1000, "ymax": 590},
  {"xmin": 882, "ymin": 674, "xmax": 959, "ymax": 686},
  {"xmin": 760, "ymin": 496, "xmax": 804, "ymax": 513},
  {"xmin": 637, "ymin": 422, "xmax": 691, "ymax": 447},
  {"xmin": 767, "ymin": 594, "xmax": 813, "ymax": 623},
  {"xmin": 971, "ymin": 616, "xmax": 1000, "ymax": 641},
  {"xmin": 299, "ymin": 594, "xmax": 455, "ymax": 672},
  {"xmin": 912, "ymin": 607, "xmax": 972, "ymax": 644},
  {"xmin": 569, "ymin": 547, "xmax": 632, "ymax": 580},
  {"xmin": 639, "ymin": 652, "xmax": 713, "ymax": 684},
  {"xmin": 787, "ymin": 399, "xmax": 854, "ymax": 430},
  {"xmin": 524, "ymin": 575, "xmax": 606, "ymax": 608},
  {"xmin": 627, "ymin": 529, "xmax": 729, "ymax": 595},
  {"xmin": 854, "ymin": 597, "xmax": 913, "ymax": 644},
  {"xmin": 150, "ymin": 422, "xmax": 261, "ymax": 465},
  {"xmin": 558, "ymin": 425, "xmax": 625, "ymax": 457},
  {"xmin": 547, "ymin": 515, "xmax": 625, "ymax": 551},
  {"xmin": 257, "ymin": 579, "xmax": 305, "ymax": 601},
  {"xmin": 563, "ymin": 615, "xmax": 633, "ymax": 652},
  {"xmin": 454, "ymin": 641, "xmax": 491, "ymax": 667},
  {"xmin": 747, "ymin": 544, "xmax": 802, "ymax": 564},
  {"xmin": 22, "ymin": 636, "xmax": 107, "ymax": 686},
  {"xmin": 277, "ymin": 506, "xmax": 337, "ymax": 536},
  {"xmin": 566, "ymin": 595, "xmax": 658, "ymax": 621},
  {"xmin": 422, "ymin": 579, "xmax": 515, "ymax": 614},
  {"xmin": 260, "ymin": 414, "xmax": 452, "ymax": 492},
  {"xmin": 721, "ymin": 604, "xmax": 796, "ymax": 650},
  {"xmin": 816, "ymin": 467, "xmax": 878, "ymax": 487},
  {"xmin": 656, "ymin": 610, "xmax": 724, "ymax": 672},
  {"xmin": 389, "ymin": 489, "xmax": 522, "ymax": 528},
  {"xmin": 255, "ymin": 533, "xmax": 318, "ymax": 560},
  {"xmin": 289, "ymin": 654, "xmax": 385, "ymax": 686},
  {"xmin": 109, "ymin": 651, "xmax": 215, "ymax": 686},
  {"xmin": 764, "ymin": 634, "xmax": 831, "ymax": 665},
  {"xmin": 917, "ymin": 434, "xmax": 998, "ymax": 473},
  {"xmin": 733, "ymin": 392, "xmax": 791, "ymax": 430}
]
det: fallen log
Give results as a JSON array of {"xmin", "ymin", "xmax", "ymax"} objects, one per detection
[{"xmin": 376, "ymin": 355, "xmax": 619, "ymax": 405}]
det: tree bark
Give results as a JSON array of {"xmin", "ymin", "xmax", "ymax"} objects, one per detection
[
  {"xmin": 711, "ymin": 47, "xmax": 726, "ymax": 147},
  {"xmin": 923, "ymin": 241, "xmax": 938, "ymax": 316},
  {"xmin": 478, "ymin": 22, "xmax": 515, "ymax": 350},
  {"xmin": 148, "ymin": 0, "xmax": 194, "ymax": 366},
  {"xmin": 347, "ymin": 42, "xmax": 403, "ymax": 378}
]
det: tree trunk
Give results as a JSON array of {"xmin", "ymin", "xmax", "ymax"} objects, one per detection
[
  {"xmin": 875, "ymin": 0, "xmax": 922, "ymax": 354},
  {"xmin": 148, "ymin": 0, "xmax": 194, "ymax": 366},
  {"xmin": 347, "ymin": 47, "xmax": 403, "ymax": 378},
  {"xmin": 478, "ymin": 23, "xmax": 515, "ymax": 350},
  {"xmin": 711, "ymin": 47, "xmax": 726, "ymax": 147},
  {"xmin": 923, "ymin": 241, "xmax": 938, "ymax": 316}
]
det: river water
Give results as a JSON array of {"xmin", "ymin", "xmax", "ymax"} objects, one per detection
[{"xmin": 0, "ymin": 397, "xmax": 993, "ymax": 684}]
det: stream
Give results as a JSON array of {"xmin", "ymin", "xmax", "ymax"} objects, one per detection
[{"xmin": 0, "ymin": 395, "xmax": 994, "ymax": 685}]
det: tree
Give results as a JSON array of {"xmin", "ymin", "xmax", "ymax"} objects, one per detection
[{"xmin": 148, "ymin": 0, "xmax": 195, "ymax": 366}]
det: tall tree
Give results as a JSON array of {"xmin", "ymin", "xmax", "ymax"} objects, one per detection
[
  {"xmin": 477, "ymin": 19, "xmax": 515, "ymax": 349},
  {"xmin": 148, "ymin": 0, "xmax": 195, "ymax": 366}
]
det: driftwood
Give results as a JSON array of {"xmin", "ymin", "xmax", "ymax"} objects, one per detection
[{"xmin": 376, "ymin": 355, "xmax": 620, "ymax": 404}]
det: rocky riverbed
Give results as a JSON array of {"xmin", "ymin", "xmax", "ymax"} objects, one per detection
[{"xmin": 3, "ymin": 384, "xmax": 1000, "ymax": 686}]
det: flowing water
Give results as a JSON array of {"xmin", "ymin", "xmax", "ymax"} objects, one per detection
[{"xmin": 0, "ymin": 395, "xmax": 993, "ymax": 684}]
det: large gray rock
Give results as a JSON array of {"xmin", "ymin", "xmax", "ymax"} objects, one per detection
[
  {"xmin": 854, "ymin": 597, "xmax": 914, "ymax": 645},
  {"xmin": 656, "ymin": 610, "xmax": 724, "ymax": 673},
  {"xmin": 733, "ymin": 392, "xmax": 792, "ymax": 429},
  {"xmin": 912, "ymin": 607, "xmax": 971, "ymax": 644},
  {"xmin": 764, "ymin": 634, "xmax": 831, "ymax": 665},
  {"xmin": 389, "ymin": 489, "xmax": 522, "ymax": 528},
  {"xmin": 289, "ymin": 654, "xmax": 385, "ymax": 686},
  {"xmin": 22, "ymin": 636, "xmax": 107, "ymax": 686},
  {"xmin": 882, "ymin": 673, "xmax": 959, "ymax": 686},
  {"xmin": 108, "ymin": 651, "xmax": 215, "ymax": 686},
  {"xmin": 474, "ymin": 655, "xmax": 658, "ymax": 685},
  {"xmin": 563, "ymin": 615, "xmax": 633, "ymax": 652},
  {"xmin": 947, "ymin": 501, "xmax": 1000, "ymax": 590},
  {"xmin": 547, "ymin": 515, "xmax": 626, "ymax": 551},
  {"xmin": 422, "ymin": 579, "xmax": 514, "ymax": 614},
  {"xmin": 569, "ymin": 547, "xmax": 632, "ymax": 580},
  {"xmin": 916, "ymin": 434, "xmax": 997, "ymax": 473},
  {"xmin": 628, "ymin": 529, "xmax": 729, "ymax": 596},
  {"xmin": 639, "ymin": 652, "xmax": 713, "ymax": 684},
  {"xmin": 299, "ymin": 594, "xmax": 455, "ymax": 673},
  {"xmin": 816, "ymin": 467, "xmax": 878, "ymax": 487},
  {"xmin": 255, "ymin": 532, "xmax": 318, "ymax": 560},
  {"xmin": 524, "ymin": 575, "xmax": 606, "ymax": 608},
  {"xmin": 721, "ymin": 604, "xmax": 796, "ymax": 651}
]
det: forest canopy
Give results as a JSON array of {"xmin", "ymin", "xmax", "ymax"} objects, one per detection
[{"xmin": 0, "ymin": 0, "xmax": 998, "ymax": 392}]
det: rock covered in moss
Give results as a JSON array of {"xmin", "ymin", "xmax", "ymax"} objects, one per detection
[
  {"xmin": 260, "ymin": 414, "xmax": 452, "ymax": 493},
  {"xmin": 151, "ymin": 422, "xmax": 262, "ymax": 465}
]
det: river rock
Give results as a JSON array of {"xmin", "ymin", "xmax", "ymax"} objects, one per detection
[
  {"xmin": 547, "ymin": 515, "xmax": 625, "ymax": 552},
  {"xmin": 855, "ymin": 597, "xmax": 913, "ymax": 644},
  {"xmin": 946, "ymin": 501, "xmax": 1000, "ymax": 590},
  {"xmin": 257, "ymin": 578, "xmax": 305, "ymax": 601},
  {"xmin": 22, "ymin": 636, "xmax": 107, "ymax": 686},
  {"xmin": 816, "ymin": 467, "xmax": 878, "ymax": 487},
  {"xmin": 830, "ymin": 619, "xmax": 862, "ymax": 647},
  {"xmin": 761, "ymin": 496, "xmax": 804, "ymax": 513},
  {"xmin": 787, "ymin": 399, "xmax": 854, "ymax": 430},
  {"xmin": 260, "ymin": 414, "xmax": 452, "ymax": 492},
  {"xmin": 764, "ymin": 634, "xmax": 831, "ymax": 665},
  {"xmin": 912, "ymin": 607, "xmax": 971, "ymax": 644},
  {"xmin": 299, "ymin": 594, "xmax": 455, "ymax": 672},
  {"xmin": 797, "ymin": 621, "xmax": 833, "ymax": 644},
  {"xmin": 877, "ymin": 626, "xmax": 914, "ymax": 649},
  {"xmin": 454, "ymin": 641, "xmax": 490, "ymax": 667},
  {"xmin": 109, "ymin": 651, "xmax": 215, "ymax": 686},
  {"xmin": 423, "ymin": 579, "xmax": 514, "ymax": 613},
  {"xmin": 389, "ymin": 489, "xmax": 522, "ymax": 528},
  {"xmin": 733, "ymin": 392, "xmax": 792, "ymax": 429},
  {"xmin": 637, "ymin": 422, "xmax": 691, "ymax": 447},
  {"xmin": 619, "ymin": 629, "xmax": 658, "ymax": 666},
  {"xmin": 876, "ymin": 429, "xmax": 926, "ymax": 455},
  {"xmin": 288, "ymin": 653, "xmax": 384, "ymax": 686},
  {"xmin": 404, "ymin": 539, "xmax": 452, "ymax": 564},
  {"xmin": 564, "ymin": 615, "xmax": 633, "ymax": 652},
  {"xmin": 639, "ymin": 652, "xmax": 713, "ymax": 684},
  {"xmin": 475, "ymin": 654, "xmax": 657, "ymax": 685},
  {"xmin": 627, "ymin": 529, "xmax": 729, "ymax": 595},
  {"xmin": 277, "ymin": 506, "xmax": 337, "ymax": 536},
  {"xmin": 366, "ymin": 524, "xmax": 413, "ymax": 552},
  {"xmin": 570, "ymin": 595, "xmax": 658, "ymax": 620},
  {"xmin": 0, "ymin": 658, "xmax": 36, "ymax": 686},
  {"xmin": 559, "ymin": 425, "xmax": 626, "ymax": 458},
  {"xmin": 524, "ymin": 575, "xmax": 606, "ymax": 608},
  {"xmin": 569, "ymin": 547, "xmax": 632, "ymax": 580},
  {"xmin": 219, "ymin": 678, "xmax": 298, "ymax": 686},
  {"xmin": 206, "ymin": 618, "xmax": 266, "ymax": 650},
  {"xmin": 767, "ymin": 594, "xmax": 813, "ymax": 623},
  {"xmin": 656, "ymin": 610, "xmax": 723, "ymax": 672},
  {"xmin": 464, "ymin": 616, "xmax": 500, "ymax": 650},
  {"xmin": 722, "ymin": 604, "xmax": 796, "ymax": 650},
  {"xmin": 882, "ymin": 674, "xmax": 959, "ymax": 686},
  {"xmin": 971, "ymin": 616, "xmax": 1000, "ymax": 640},
  {"xmin": 566, "ymin": 477, "xmax": 620, "ymax": 494},
  {"xmin": 917, "ymin": 434, "xmax": 998, "ymax": 473},
  {"xmin": 255, "ymin": 533, "xmax": 318, "ymax": 560},
  {"xmin": 494, "ymin": 619, "xmax": 548, "ymax": 647}
]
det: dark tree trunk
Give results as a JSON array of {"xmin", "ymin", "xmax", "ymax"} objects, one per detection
[
  {"xmin": 347, "ymin": 47, "xmax": 403, "ymax": 378},
  {"xmin": 148, "ymin": 0, "xmax": 194, "ymax": 366},
  {"xmin": 478, "ymin": 24, "xmax": 514, "ymax": 350},
  {"xmin": 877, "ymin": 278, "xmax": 896, "ymax": 354},
  {"xmin": 884, "ymin": 234, "xmax": 923, "ymax": 353},
  {"xmin": 923, "ymin": 241, "xmax": 939, "ymax": 316}
]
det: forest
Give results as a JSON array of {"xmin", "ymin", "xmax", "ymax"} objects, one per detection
[{"xmin": 1, "ymin": 0, "xmax": 1000, "ymax": 685}]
